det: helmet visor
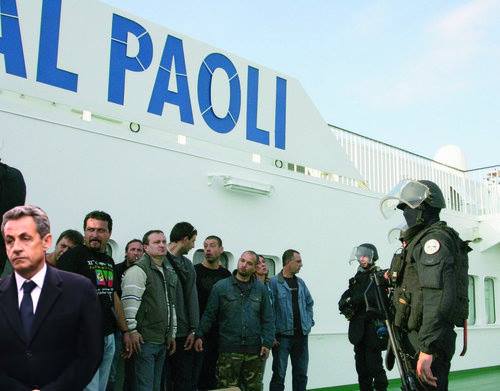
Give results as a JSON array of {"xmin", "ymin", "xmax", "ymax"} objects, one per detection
[
  {"xmin": 380, "ymin": 179, "xmax": 430, "ymax": 219},
  {"xmin": 387, "ymin": 223, "xmax": 408, "ymax": 244},
  {"xmin": 349, "ymin": 246, "xmax": 375, "ymax": 265}
]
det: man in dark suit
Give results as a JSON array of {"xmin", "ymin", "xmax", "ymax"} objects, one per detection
[{"xmin": 0, "ymin": 205, "xmax": 103, "ymax": 390}]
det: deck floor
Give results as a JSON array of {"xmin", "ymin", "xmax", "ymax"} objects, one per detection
[{"xmin": 311, "ymin": 365, "xmax": 500, "ymax": 390}]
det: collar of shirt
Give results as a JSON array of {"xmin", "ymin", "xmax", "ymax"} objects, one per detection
[{"xmin": 15, "ymin": 262, "xmax": 47, "ymax": 312}]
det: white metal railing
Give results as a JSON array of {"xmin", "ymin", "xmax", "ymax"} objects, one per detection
[{"xmin": 332, "ymin": 125, "xmax": 500, "ymax": 217}]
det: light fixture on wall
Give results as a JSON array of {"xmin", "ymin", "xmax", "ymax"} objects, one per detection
[
  {"xmin": 208, "ymin": 173, "xmax": 273, "ymax": 196},
  {"xmin": 82, "ymin": 110, "xmax": 92, "ymax": 122}
]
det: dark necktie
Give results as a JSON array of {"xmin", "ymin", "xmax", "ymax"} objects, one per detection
[{"xmin": 20, "ymin": 280, "xmax": 37, "ymax": 338}]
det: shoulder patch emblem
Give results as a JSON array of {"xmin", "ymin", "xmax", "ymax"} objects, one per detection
[{"xmin": 424, "ymin": 239, "xmax": 440, "ymax": 255}]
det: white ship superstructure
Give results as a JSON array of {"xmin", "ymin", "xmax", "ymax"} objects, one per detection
[{"xmin": 1, "ymin": 1, "xmax": 498, "ymax": 388}]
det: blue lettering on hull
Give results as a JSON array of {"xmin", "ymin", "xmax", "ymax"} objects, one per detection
[
  {"xmin": 37, "ymin": 0, "xmax": 78, "ymax": 92},
  {"xmin": 0, "ymin": 0, "xmax": 27, "ymax": 78},
  {"xmin": 148, "ymin": 35, "xmax": 194, "ymax": 124},
  {"xmin": 198, "ymin": 53, "xmax": 241, "ymax": 134},
  {"xmin": 0, "ymin": 2, "xmax": 287, "ymax": 150}
]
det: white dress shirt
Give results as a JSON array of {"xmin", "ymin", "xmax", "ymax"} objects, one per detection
[{"xmin": 15, "ymin": 262, "xmax": 47, "ymax": 313}]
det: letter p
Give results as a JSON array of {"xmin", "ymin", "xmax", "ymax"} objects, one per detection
[{"xmin": 108, "ymin": 14, "xmax": 152, "ymax": 105}]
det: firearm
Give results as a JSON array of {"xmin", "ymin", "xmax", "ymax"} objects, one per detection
[{"xmin": 365, "ymin": 269, "xmax": 418, "ymax": 391}]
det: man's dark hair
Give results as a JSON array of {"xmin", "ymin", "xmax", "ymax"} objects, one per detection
[
  {"xmin": 125, "ymin": 238, "xmax": 143, "ymax": 251},
  {"xmin": 56, "ymin": 229, "xmax": 84, "ymax": 246},
  {"xmin": 170, "ymin": 222, "xmax": 197, "ymax": 242},
  {"xmin": 282, "ymin": 249, "xmax": 299, "ymax": 266},
  {"xmin": 142, "ymin": 230, "xmax": 164, "ymax": 245},
  {"xmin": 205, "ymin": 235, "xmax": 222, "ymax": 247},
  {"xmin": 83, "ymin": 210, "xmax": 113, "ymax": 232}
]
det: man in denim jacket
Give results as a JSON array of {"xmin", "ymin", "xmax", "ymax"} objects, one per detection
[
  {"xmin": 269, "ymin": 249, "xmax": 314, "ymax": 391},
  {"xmin": 194, "ymin": 250, "xmax": 274, "ymax": 391}
]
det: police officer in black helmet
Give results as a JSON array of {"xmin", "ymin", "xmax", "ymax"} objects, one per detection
[
  {"xmin": 380, "ymin": 179, "xmax": 469, "ymax": 390},
  {"xmin": 339, "ymin": 243, "xmax": 389, "ymax": 391}
]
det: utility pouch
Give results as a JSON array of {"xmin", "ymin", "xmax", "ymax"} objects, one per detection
[
  {"xmin": 389, "ymin": 252, "xmax": 404, "ymax": 284},
  {"xmin": 394, "ymin": 288, "xmax": 411, "ymax": 329},
  {"xmin": 416, "ymin": 250, "xmax": 445, "ymax": 289},
  {"xmin": 407, "ymin": 288, "xmax": 423, "ymax": 331}
]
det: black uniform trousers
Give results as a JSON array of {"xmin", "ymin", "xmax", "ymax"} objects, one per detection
[
  {"xmin": 354, "ymin": 329, "xmax": 388, "ymax": 391},
  {"xmin": 404, "ymin": 329, "xmax": 456, "ymax": 391}
]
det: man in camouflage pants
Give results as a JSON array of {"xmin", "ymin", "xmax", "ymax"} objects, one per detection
[{"xmin": 194, "ymin": 251, "xmax": 274, "ymax": 391}]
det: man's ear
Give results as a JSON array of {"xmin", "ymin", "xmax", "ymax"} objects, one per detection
[{"xmin": 42, "ymin": 233, "xmax": 53, "ymax": 252}]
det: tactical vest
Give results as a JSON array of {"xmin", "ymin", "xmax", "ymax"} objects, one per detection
[{"xmin": 390, "ymin": 222, "xmax": 471, "ymax": 331}]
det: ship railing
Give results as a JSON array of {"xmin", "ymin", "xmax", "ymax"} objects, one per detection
[{"xmin": 332, "ymin": 125, "xmax": 500, "ymax": 217}]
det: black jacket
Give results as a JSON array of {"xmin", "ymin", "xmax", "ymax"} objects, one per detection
[
  {"xmin": 0, "ymin": 163, "xmax": 26, "ymax": 273},
  {"xmin": 341, "ymin": 267, "xmax": 381, "ymax": 346}
]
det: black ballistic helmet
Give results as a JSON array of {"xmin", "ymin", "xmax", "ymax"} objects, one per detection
[{"xmin": 418, "ymin": 180, "xmax": 446, "ymax": 209}]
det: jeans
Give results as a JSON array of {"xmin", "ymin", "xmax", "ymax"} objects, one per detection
[
  {"xmin": 108, "ymin": 332, "xmax": 134, "ymax": 391},
  {"xmin": 108, "ymin": 332, "xmax": 121, "ymax": 386},
  {"xmin": 134, "ymin": 342, "xmax": 166, "ymax": 391},
  {"xmin": 85, "ymin": 333, "xmax": 116, "ymax": 391},
  {"xmin": 270, "ymin": 335, "xmax": 309, "ymax": 391}
]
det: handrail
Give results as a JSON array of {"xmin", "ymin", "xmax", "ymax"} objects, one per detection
[{"xmin": 331, "ymin": 125, "xmax": 500, "ymax": 217}]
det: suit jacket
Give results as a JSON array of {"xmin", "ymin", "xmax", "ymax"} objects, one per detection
[{"xmin": 0, "ymin": 265, "xmax": 103, "ymax": 390}]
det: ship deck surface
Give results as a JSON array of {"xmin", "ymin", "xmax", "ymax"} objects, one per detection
[{"xmin": 310, "ymin": 365, "xmax": 500, "ymax": 390}]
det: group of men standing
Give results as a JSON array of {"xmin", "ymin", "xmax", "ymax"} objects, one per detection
[
  {"xmin": 0, "ymin": 204, "xmax": 315, "ymax": 391},
  {"xmin": 0, "ymin": 174, "xmax": 466, "ymax": 391}
]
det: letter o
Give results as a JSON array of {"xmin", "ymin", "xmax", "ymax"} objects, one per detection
[{"xmin": 197, "ymin": 53, "xmax": 241, "ymax": 133}]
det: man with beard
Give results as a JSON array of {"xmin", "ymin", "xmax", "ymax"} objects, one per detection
[
  {"xmin": 58, "ymin": 211, "xmax": 131, "ymax": 391},
  {"xmin": 166, "ymin": 222, "xmax": 199, "ymax": 391},
  {"xmin": 194, "ymin": 235, "xmax": 231, "ymax": 390},
  {"xmin": 194, "ymin": 251, "xmax": 274, "ymax": 391}
]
